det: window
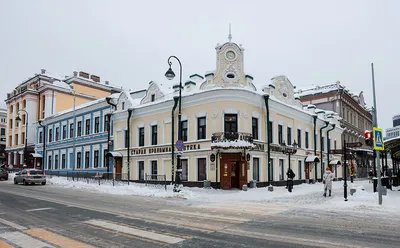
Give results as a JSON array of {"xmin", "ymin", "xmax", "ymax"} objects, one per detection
[
  {"xmin": 252, "ymin": 118, "xmax": 259, "ymax": 140},
  {"xmin": 55, "ymin": 127, "xmax": 59, "ymax": 141},
  {"xmin": 122, "ymin": 102, "xmax": 125, "ymax": 110},
  {"xmin": 70, "ymin": 123, "xmax": 74, "ymax": 138},
  {"xmin": 77, "ymin": 121, "xmax": 82, "ymax": 137},
  {"xmin": 94, "ymin": 150, "xmax": 99, "ymax": 168},
  {"xmin": 9, "ymin": 119, "xmax": 12, "ymax": 129},
  {"xmin": 85, "ymin": 151, "xmax": 90, "ymax": 168},
  {"xmin": 124, "ymin": 130, "xmax": 129, "ymax": 148},
  {"xmin": 138, "ymin": 161, "xmax": 144, "ymax": 180},
  {"xmin": 85, "ymin": 119, "xmax": 90, "ymax": 135},
  {"xmin": 55, "ymin": 155, "xmax": 58, "ymax": 170},
  {"xmin": 94, "ymin": 117, "xmax": 100, "ymax": 133},
  {"xmin": 48, "ymin": 155, "xmax": 52, "ymax": 170},
  {"xmin": 181, "ymin": 159, "xmax": 188, "ymax": 181},
  {"xmin": 321, "ymin": 137, "xmax": 325, "ymax": 151},
  {"xmin": 15, "ymin": 134, "xmax": 18, "ymax": 145},
  {"xmin": 197, "ymin": 117, "xmax": 206, "ymax": 140},
  {"xmin": 151, "ymin": 125, "xmax": 157, "ymax": 145},
  {"xmin": 268, "ymin": 121, "xmax": 273, "ymax": 143},
  {"xmin": 253, "ymin": 157, "xmax": 260, "ymax": 181},
  {"xmin": 77, "ymin": 152, "xmax": 81, "ymax": 169},
  {"xmin": 287, "ymin": 127, "xmax": 292, "ymax": 145},
  {"xmin": 297, "ymin": 129, "xmax": 301, "ymax": 148},
  {"xmin": 334, "ymin": 140, "xmax": 337, "ymax": 150},
  {"xmin": 104, "ymin": 149, "xmax": 109, "ymax": 169},
  {"xmin": 139, "ymin": 127, "xmax": 144, "ymax": 146},
  {"xmin": 104, "ymin": 115, "xmax": 109, "ymax": 132},
  {"xmin": 224, "ymin": 114, "xmax": 237, "ymax": 133},
  {"xmin": 181, "ymin": 120, "xmax": 188, "ymax": 141},
  {"xmin": 278, "ymin": 125, "xmax": 283, "ymax": 144},
  {"xmin": 21, "ymin": 132, "xmax": 25, "ymax": 144},
  {"xmin": 48, "ymin": 129, "xmax": 53, "ymax": 142},
  {"xmin": 151, "ymin": 160, "xmax": 157, "ymax": 179},
  {"xmin": 279, "ymin": 159, "xmax": 284, "ymax": 180},
  {"xmin": 8, "ymin": 135, "xmax": 12, "ymax": 146},
  {"xmin": 39, "ymin": 131, "xmax": 43, "ymax": 143},
  {"xmin": 62, "ymin": 154, "xmax": 66, "ymax": 169},
  {"xmin": 197, "ymin": 158, "xmax": 207, "ymax": 181},
  {"xmin": 298, "ymin": 160, "xmax": 302, "ymax": 180},
  {"xmin": 151, "ymin": 94, "xmax": 155, "ymax": 102},
  {"xmin": 62, "ymin": 125, "xmax": 66, "ymax": 139}
]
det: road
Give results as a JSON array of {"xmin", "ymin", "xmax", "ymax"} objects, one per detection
[{"xmin": 0, "ymin": 181, "xmax": 399, "ymax": 248}]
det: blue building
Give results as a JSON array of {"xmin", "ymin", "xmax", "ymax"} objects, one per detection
[{"xmin": 34, "ymin": 94, "xmax": 119, "ymax": 174}]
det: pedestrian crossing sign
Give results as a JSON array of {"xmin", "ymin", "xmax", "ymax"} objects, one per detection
[{"xmin": 373, "ymin": 127, "xmax": 384, "ymax": 151}]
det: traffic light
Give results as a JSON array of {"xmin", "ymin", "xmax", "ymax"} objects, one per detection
[{"xmin": 365, "ymin": 130, "xmax": 373, "ymax": 146}]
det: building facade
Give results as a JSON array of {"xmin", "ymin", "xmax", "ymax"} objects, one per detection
[
  {"xmin": 108, "ymin": 38, "xmax": 344, "ymax": 189},
  {"xmin": 36, "ymin": 90, "xmax": 146, "ymax": 173},
  {"xmin": 0, "ymin": 105, "xmax": 6, "ymax": 165},
  {"xmin": 385, "ymin": 115, "xmax": 400, "ymax": 140},
  {"xmin": 5, "ymin": 69, "xmax": 122, "ymax": 169},
  {"xmin": 295, "ymin": 82, "xmax": 374, "ymax": 177}
]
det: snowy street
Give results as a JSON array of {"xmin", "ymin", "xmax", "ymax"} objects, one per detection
[{"xmin": 0, "ymin": 176, "xmax": 400, "ymax": 247}]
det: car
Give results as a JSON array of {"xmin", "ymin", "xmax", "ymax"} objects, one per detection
[
  {"xmin": 14, "ymin": 169, "xmax": 46, "ymax": 185},
  {"xmin": 0, "ymin": 168, "xmax": 8, "ymax": 180}
]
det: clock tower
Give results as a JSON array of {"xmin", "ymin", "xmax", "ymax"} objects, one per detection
[{"xmin": 200, "ymin": 27, "xmax": 256, "ymax": 91}]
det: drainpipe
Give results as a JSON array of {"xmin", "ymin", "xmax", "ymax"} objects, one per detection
[
  {"xmin": 105, "ymin": 96, "xmax": 117, "ymax": 175},
  {"xmin": 216, "ymin": 149, "xmax": 220, "ymax": 188},
  {"xmin": 320, "ymin": 121, "xmax": 329, "ymax": 180},
  {"xmin": 313, "ymin": 115, "xmax": 317, "ymax": 180},
  {"xmin": 263, "ymin": 95, "xmax": 272, "ymax": 188},
  {"xmin": 127, "ymin": 109, "xmax": 133, "ymax": 185},
  {"xmin": 171, "ymin": 96, "xmax": 179, "ymax": 184},
  {"xmin": 326, "ymin": 123, "xmax": 336, "ymax": 170}
]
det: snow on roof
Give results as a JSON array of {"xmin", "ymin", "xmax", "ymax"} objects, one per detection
[
  {"xmin": 52, "ymin": 80, "xmax": 71, "ymax": 90},
  {"xmin": 211, "ymin": 140, "xmax": 256, "ymax": 149},
  {"xmin": 295, "ymin": 83, "xmax": 341, "ymax": 97}
]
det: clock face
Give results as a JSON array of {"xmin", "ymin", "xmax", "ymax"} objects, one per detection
[{"xmin": 226, "ymin": 51, "xmax": 236, "ymax": 60}]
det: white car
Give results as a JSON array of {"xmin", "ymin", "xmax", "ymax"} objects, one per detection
[{"xmin": 14, "ymin": 169, "xmax": 46, "ymax": 185}]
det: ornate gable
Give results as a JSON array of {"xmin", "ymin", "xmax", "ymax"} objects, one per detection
[
  {"xmin": 117, "ymin": 91, "xmax": 133, "ymax": 111},
  {"xmin": 269, "ymin": 76, "xmax": 302, "ymax": 107},
  {"xmin": 140, "ymin": 81, "xmax": 165, "ymax": 104}
]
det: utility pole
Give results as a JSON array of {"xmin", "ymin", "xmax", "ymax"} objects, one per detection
[{"xmin": 371, "ymin": 63, "xmax": 383, "ymax": 205}]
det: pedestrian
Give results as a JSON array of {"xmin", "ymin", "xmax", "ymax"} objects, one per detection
[
  {"xmin": 368, "ymin": 169, "xmax": 373, "ymax": 183},
  {"xmin": 323, "ymin": 167, "xmax": 334, "ymax": 197},
  {"xmin": 286, "ymin": 168, "xmax": 296, "ymax": 192}
]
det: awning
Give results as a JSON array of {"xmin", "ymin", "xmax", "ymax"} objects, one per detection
[
  {"xmin": 30, "ymin": 153, "xmax": 43, "ymax": 158},
  {"xmin": 106, "ymin": 151, "xmax": 123, "ymax": 158},
  {"xmin": 305, "ymin": 156, "xmax": 320, "ymax": 163},
  {"xmin": 329, "ymin": 160, "xmax": 341, "ymax": 165}
]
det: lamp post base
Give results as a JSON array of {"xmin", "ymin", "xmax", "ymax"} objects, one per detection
[
  {"xmin": 173, "ymin": 184, "xmax": 183, "ymax": 192},
  {"xmin": 268, "ymin": 185, "xmax": 274, "ymax": 192}
]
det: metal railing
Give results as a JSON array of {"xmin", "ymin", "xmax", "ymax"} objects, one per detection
[
  {"xmin": 145, "ymin": 173, "xmax": 167, "ymax": 191},
  {"xmin": 45, "ymin": 171, "xmax": 129, "ymax": 186},
  {"xmin": 211, "ymin": 132, "xmax": 253, "ymax": 143}
]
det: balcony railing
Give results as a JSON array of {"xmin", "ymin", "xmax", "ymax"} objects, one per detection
[{"xmin": 211, "ymin": 132, "xmax": 254, "ymax": 149}]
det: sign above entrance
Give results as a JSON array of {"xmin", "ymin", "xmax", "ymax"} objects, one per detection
[
  {"xmin": 373, "ymin": 127, "xmax": 384, "ymax": 151},
  {"xmin": 131, "ymin": 143, "xmax": 201, "ymax": 155}
]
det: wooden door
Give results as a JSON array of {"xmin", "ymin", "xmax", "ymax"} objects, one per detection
[
  {"xmin": 230, "ymin": 162, "xmax": 239, "ymax": 188},
  {"xmin": 115, "ymin": 157, "xmax": 122, "ymax": 180},
  {"xmin": 220, "ymin": 162, "xmax": 231, "ymax": 189},
  {"xmin": 239, "ymin": 162, "xmax": 248, "ymax": 189},
  {"xmin": 305, "ymin": 164, "xmax": 310, "ymax": 179}
]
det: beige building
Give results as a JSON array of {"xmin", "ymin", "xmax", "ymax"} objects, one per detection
[{"xmin": 110, "ymin": 37, "xmax": 344, "ymax": 189}]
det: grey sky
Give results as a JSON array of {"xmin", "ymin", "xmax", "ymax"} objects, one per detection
[{"xmin": 1, "ymin": 0, "xmax": 399, "ymax": 131}]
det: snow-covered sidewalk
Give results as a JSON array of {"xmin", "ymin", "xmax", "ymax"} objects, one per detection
[{"xmin": 43, "ymin": 175, "xmax": 400, "ymax": 214}]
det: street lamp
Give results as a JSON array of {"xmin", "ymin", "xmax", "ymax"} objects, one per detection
[
  {"xmin": 16, "ymin": 109, "xmax": 28, "ymax": 168},
  {"xmin": 282, "ymin": 140, "xmax": 298, "ymax": 192},
  {"xmin": 165, "ymin": 55, "xmax": 183, "ymax": 192}
]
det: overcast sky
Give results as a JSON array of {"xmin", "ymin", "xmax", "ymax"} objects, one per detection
[{"xmin": 0, "ymin": 0, "xmax": 399, "ymax": 131}]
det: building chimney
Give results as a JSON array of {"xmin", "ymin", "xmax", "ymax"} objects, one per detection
[
  {"xmin": 79, "ymin": 71, "xmax": 89, "ymax": 79},
  {"xmin": 90, "ymin": 75, "xmax": 100, "ymax": 82},
  {"xmin": 73, "ymin": 71, "xmax": 78, "ymax": 77},
  {"xmin": 41, "ymin": 69, "xmax": 46, "ymax": 74}
]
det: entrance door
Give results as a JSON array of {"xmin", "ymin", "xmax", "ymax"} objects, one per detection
[
  {"xmin": 305, "ymin": 163, "xmax": 310, "ymax": 179},
  {"xmin": 115, "ymin": 157, "xmax": 122, "ymax": 180},
  {"xmin": 230, "ymin": 162, "xmax": 239, "ymax": 188},
  {"xmin": 220, "ymin": 162, "xmax": 231, "ymax": 189}
]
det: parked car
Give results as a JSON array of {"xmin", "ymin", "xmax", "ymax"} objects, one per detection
[
  {"xmin": 0, "ymin": 168, "xmax": 8, "ymax": 180},
  {"xmin": 14, "ymin": 169, "xmax": 46, "ymax": 185}
]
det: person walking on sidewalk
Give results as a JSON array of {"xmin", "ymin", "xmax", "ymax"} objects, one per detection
[{"xmin": 323, "ymin": 167, "xmax": 334, "ymax": 197}]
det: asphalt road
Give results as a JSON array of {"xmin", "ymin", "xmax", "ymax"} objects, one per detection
[{"xmin": 0, "ymin": 181, "xmax": 399, "ymax": 248}]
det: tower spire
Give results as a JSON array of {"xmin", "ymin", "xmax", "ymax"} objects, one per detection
[{"xmin": 228, "ymin": 23, "xmax": 232, "ymax": 42}]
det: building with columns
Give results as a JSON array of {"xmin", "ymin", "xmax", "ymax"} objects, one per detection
[
  {"xmin": 107, "ymin": 36, "xmax": 344, "ymax": 189},
  {"xmin": 5, "ymin": 69, "xmax": 122, "ymax": 169}
]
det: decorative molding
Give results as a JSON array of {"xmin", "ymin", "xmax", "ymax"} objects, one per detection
[
  {"xmin": 223, "ymin": 107, "xmax": 239, "ymax": 114},
  {"xmin": 150, "ymin": 120, "xmax": 157, "ymax": 126},
  {"xmin": 211, "ymin": 109, "xmax": 219, "ymax": 119},
  {"xmin": 163, "ymin": 117, "xmax": 171, "ymax": 124},
  {"xmin": 195, "ymin": 111, "xmax": 207, "ymax": 118},
  {"xmin": 252, "ymin": 111, "xmax": 260, "ymax": 119}
]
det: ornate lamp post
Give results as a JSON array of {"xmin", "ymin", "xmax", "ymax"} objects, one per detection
[
  {"xmin": 165, "ymin": 56, "xmax": 183, "ymax": 192},
  {"xmin": 15, "ymin": 110, "xmax": 28, "ymax": 168},
  {"xmin": 282, "ymin": 140, "xmax": 298, "ymax": 192}
]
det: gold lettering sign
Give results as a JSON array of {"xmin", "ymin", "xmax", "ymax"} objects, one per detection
[{"xmin": 131, "ymin": 144, "xmax": 201, "ymax": 155}]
